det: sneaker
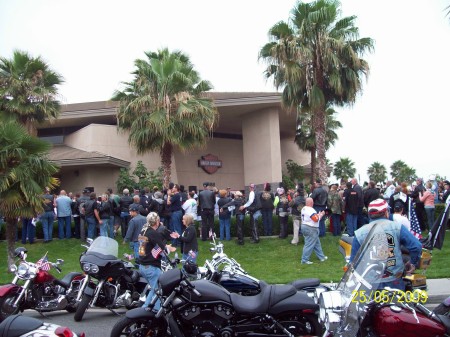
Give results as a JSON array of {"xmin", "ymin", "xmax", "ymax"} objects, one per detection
[
  {"xmin": 301, "ymin": 261, "xmax": 313, "ymax": 265},
  {"xmin": 320, "ymin": 256, "xmax": 328, "ymax": 262}
]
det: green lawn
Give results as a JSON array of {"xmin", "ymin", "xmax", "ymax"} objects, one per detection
[{"xmin": 1, "ymin": 232, "xmax": 449, "ymax": 285}]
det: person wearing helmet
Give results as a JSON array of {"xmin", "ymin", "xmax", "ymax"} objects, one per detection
[{"xmin": 349, "ymin": 199, "xmax": 422, "ymax": 290}]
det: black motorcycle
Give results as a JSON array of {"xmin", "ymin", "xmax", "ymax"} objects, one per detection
[
  {"xmin": 74, "ymin": 237, "xmax": 148, "ymax": 322},
  {"xmin": 110, "ymin": 268, "xmax": 322, "ymax": 337}
]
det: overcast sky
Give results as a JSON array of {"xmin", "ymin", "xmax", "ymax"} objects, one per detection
[{"xmin": 1, "ymin": 0, "xmax": 450, "ymax": 183}]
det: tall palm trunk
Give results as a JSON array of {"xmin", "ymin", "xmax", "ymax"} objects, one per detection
[
  {"xmin": 310, "ymin": 145, "xmax": 316, "ymax": 185},
  {"xmin": 160, "ymin": 142, "xmax": 173, "ymax": 189},
  {"xmin": 5, "ymin": 217, "xmax": 18, "ymax": 268},
  {"xmin": 314, "ymin": 106, "xmax": 327, "ymax": 183}
]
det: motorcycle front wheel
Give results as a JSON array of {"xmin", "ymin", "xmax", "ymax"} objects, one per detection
[
  {"xmin": 73, "ymin": 294, "xmax": 92, "ymax": 322},
  {"xmin": 110, "ymin": 316, "xmax": 165, "ymax": 337},
  {"xmin": 0, "ymin": 292, "xmax": 21, "ymax": 321}
]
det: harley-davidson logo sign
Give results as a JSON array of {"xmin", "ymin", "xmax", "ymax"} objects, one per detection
[{"xmin": 198, "ymin": 154, "xmax": 222, "ymax": 174}]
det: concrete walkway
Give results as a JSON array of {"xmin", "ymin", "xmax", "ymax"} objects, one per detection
[{"xmin": 427, "ymin": 278, "xmax": 450, "ymax": 304}]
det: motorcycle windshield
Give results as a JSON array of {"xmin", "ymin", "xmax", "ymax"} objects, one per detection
[
  {"xmin": 87, "ymin": 236, "xmax": 118, "ymax": 258},
  {"xmin": 334, "ymin": 222, "xmax": 389, "ymax": 336}
]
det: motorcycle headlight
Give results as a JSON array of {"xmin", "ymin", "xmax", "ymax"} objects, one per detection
[
  {"xmin": 9, "ymin": 264, "xmax": 17, "ymax": 273},
  {"xmin": 82, "ymin": 263, "xmax": 91, "ymax": 272},
  {"xmin": 90, "ymin": 264, "xmax": 99, "ymax": 274},
  {"xmin": 17, "ymin": 263, "xmax": 29, "ymax": 277}
]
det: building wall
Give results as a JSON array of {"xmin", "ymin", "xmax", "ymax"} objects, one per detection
[
  {"xmin": 58, "ymin": 166, "xmax": 120, "ymax": 195},
  {"xmin": 174, "ymin": 138, "xmax": 244, "ymax": 191}
]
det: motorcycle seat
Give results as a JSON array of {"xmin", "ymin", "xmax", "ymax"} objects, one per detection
[
  {"xmin": 55, "ymin": 271, "xmax": 83, "ymax": 288},
  {"xmin": 230, "ymin": 284, "xmax": 296, "ymax": 314},
  {"xmin": 0, "ymin": 315, "xmax": 42, "ymax": 337},
  {"xmin": 290, "ymin": 278, "xmax": 321, "ymax": 290},
  {"xmin": 436, "ymin": 314, "xmax": 450, "ymax": 335}
]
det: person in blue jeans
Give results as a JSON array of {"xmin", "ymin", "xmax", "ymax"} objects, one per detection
[
  {"xmin": 55, "ymin": 190, "xmax": 72, "ymax": 239},
  {"xmin": 139, "ymin": 212, "xmax": 177, "ymax": 310},
  {"xmin": 83, "ymin": 192, "xmax": 100, "ymax": 239},
  {"xmin": 300, "ymin": 198, "xmax": 327, "ymax": 264},
  {"xmin": 217, "ymin": 190, "xmax": 232, "ymax": 240},
  {"xmin": 41, "ymin": 188, "xmax": 55, "ymax": 243}
]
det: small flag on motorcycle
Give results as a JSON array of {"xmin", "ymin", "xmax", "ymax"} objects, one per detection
[
  {"xmin": 151, "ymin": 245, "xmax": 162, "ymax": 259},
  {"xmin": 36, "ymin": 255, "xmax": 51, "ymax": 271}
]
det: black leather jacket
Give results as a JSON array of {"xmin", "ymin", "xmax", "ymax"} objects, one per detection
[{"xmin": 198, "ymin": 189, "xmax": 216, "ymax": 210}]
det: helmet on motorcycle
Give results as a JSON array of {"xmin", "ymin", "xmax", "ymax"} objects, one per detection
[
  {"xmin": 183, "ymin": 260, "xmax": 198, "ymax": 275},
  {"xmin": 14, "ymin": 247, "xmax": 28, "ymax": 259}
]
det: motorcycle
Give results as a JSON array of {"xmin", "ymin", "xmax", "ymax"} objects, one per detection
[
  {"xmin": 73, "ymin": 236, "xmax": 148, "ymax": 322},
  {"xmin": 339, "ymin": 234, "xmax": 432, "ymax": 291},
  {"xmin": 197, "ymin": 234, "xmax": 329, "ymax": 299},
  {"xmin": 0, "ymin": 247, "xmax": 84, "ymax": 321},
  {"xmin": 110, "ymin": 267, "xmax": 322, "ymax": 337},
  {"xmin": 0, "ymin": 314, "xmax": 85, "ymax": 337},
  {"xmin": 434, "ymin": 295, "xmax": 450, "ymax": 317},
  {"xmin": 318, "ymin": 221, "xmax": 450, "ymax": 337}
]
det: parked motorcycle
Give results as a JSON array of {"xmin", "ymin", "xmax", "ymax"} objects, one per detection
[
  {"xmin": 434, "ymin": 295, "xmax": 450, "ymax": 317},
  {"xmin": 339, "ymin": 234, "xmax": 432, "ymax": 291},
  {"xmin": 319, "ymin": 222, "xmax": 450, "ymax": 337},
  {"xmin": 0, "ymin": 314, "xmax": 84, "ymax": 337},
  {"xmin": 111, "ymin": 267, "xmax": 322, "ymax": 337},
  {"xmin": 0, "ymin": 247, "xmax": 84, "ymax": 321},
  {"xmin": 198, "ymin": 234, "xmax": 329, "ymax": 299},
  {"xmin": 73, "ymin": 236, "xmax": 148, "ymax": 321}
]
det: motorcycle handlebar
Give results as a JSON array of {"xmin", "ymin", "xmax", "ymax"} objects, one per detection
[{"xmin": 182, "ymin": 279, "xmax": 202, "ymax": 297}]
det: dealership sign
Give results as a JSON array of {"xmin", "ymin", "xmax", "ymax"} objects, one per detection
[{"xmin": 198, "ymin": 154, "xmax": 222, "ymax": 174}]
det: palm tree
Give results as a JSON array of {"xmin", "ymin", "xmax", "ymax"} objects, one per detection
[
  {"xmin": 390, "ymin": 160, "xmax": 416, "ymax": 184},
  {"xmin": 295, "ymin": 105, "xmax": 342, "ymax": 183},
  {"xmin": 260, "ymin": 0, "xmax": 374, "ymax": 183},
  {"xmin": 333, "ymin": 157, "xmax": 356, "ymax": 182},
  {"xmin": 0, "ymin": 50, "xmax": 63, "ymax": 135},
  {"xmin": 112, "ymin": 48, "xmax": 218, "ymax": 188},
  {"xmin": 367, "ymin": 162, "xmax": 387, "ymax": 185},
  {"xmin": 0, "ymin": 121, "xmax": 59, "ymax": 265}
]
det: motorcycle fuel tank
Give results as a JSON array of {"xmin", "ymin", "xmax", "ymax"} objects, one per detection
[
  {"xmin": 218, "ymin": 273, "xmax": 259, "ymax": 294},
  {"xmin": 373, "ymin": 306, "xmax": 445, "ymax": 337},
  {"xmin": 187, "ymin": 280, "xmax": 232, "ymax": 303}
]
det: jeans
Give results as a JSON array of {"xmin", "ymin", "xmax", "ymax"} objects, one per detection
[
  {"xmin": 58, "ymin": 216, "xmax": 72, "ymax": 239},
  {"xmin": 249, "ymin": 210, "xmax": 261, "ymax": 242},
  {"xmin": 425, "ymin": 207, "xmax": 435, "ymax": 231},
  {"xmin": 331, "ymin": 213, "xmax": 341, "ymax": 236},
  {"xmin": 278, "ymin": 215, "xmax": 288, "ymax": 238},
  {"xmin": 99, "ymin": 218, "xmax": 113, "ymax": 237},
  {"xmin": 261, "ymin": 209, "xmax": 273, "ymax": 236},
  {"xmin": 291, "ymin": 216, "xmax": 301, "ymax": 244},
  {"xmin": 40, "ymin": 211, "xmax": 55, "ymax": 242},
  {"xmin": 132, "ymin": 241, "xmax": 140, "ymax": 260},
  {"xmin": 140, "ymin": 264, "xmax": 162, "ymax": 310},
  {"xmin": 346, "ymin": 213, "xmax": 358, "ymax": 236},
  {"xmin": 301, "ymin": 224, "xmax": 326, "ymax": 263},
  {"xmin": 85, "ymin": 216, "xmax": 97, "ymax": 239},
  {"xmin": 21, "ymin": 218, "xmax": 35, "ymax": 244},
  {"xmin": 314, "ymin": 205, "xmax": 326, "ymax": 237},
  {"xmin": 219, "ymin": 217, "xmax": 231, "ymax": 241},
  {"xmin": 120, "ymin": 211, "xmax": 130, "ymax": 238},
  {"xmin": 170, "ymin": 210, "xmax": 183, "ymax": 246}
]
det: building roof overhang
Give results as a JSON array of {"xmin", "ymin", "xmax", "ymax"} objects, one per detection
[{"xmin": 49, "ymin": 145, "xmax": 130, "ymax": 168}]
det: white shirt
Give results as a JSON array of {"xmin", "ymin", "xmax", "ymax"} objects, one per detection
[
  {"xmin": 393, "ymin": 213, "xmax": 411, "ymax": 231},
  {"xmin": 243, "ymin": 190, "xmax": 255, "ymax": 208},
  {"xmin": 182, "ymin": 199, "xmax": 197, "ymax": 218},
  {"xmin": 301, "ymin": 206, "xmax": 320, "ymax": 228}
]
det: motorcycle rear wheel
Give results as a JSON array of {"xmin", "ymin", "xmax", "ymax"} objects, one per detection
[
  {"xmin": 0, "ymin": 293, "xmax": 21, "ymax": 321},
  {"xmin": 110, "ymin": 316, "xmax": 165, "ymax": 337},
  {"xmin": 73, "ymin": 295, "xmax": 92, "ymax": 322}
]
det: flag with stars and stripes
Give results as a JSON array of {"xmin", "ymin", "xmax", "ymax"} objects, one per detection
[
  {"xmin": 409, "ymin": 201, "xmax": 422, "ymax": 239},
  {"xmin": 36, "ymin": 255, "xmax": 51, "ymax": 271}
]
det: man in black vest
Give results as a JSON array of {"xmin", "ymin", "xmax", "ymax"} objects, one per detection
[
  {"xmin": 240, "ymin": 183, "xmax": 261, "ymax": 243},
  {"xmin": 198, "ymin": 182, "xmax": 216, "ymax": 241}
]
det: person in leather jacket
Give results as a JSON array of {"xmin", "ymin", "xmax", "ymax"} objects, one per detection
[
  {"xmin": 198, "ymin": 183, "xmax": 216, "ymax": 241},
  {"xmin": 119, "ymin": 189, "xmax": 133, "ymax": 239}
]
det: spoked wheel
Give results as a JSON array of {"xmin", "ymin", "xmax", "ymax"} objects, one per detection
[
  {"xmin": 0, "ymin": 292, "xmax": 21, "ymax": 321},
  {"xmin": 278, "ymin": 313, "xmax": 322, "ymax": 336},
  {"xmin": 110, "ymin": 316, "xmax": 165, "ymax": 337}
]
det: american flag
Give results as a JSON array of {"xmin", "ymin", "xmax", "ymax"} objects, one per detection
[
  {"xmin": 151, "ymin": 245, "xmax": 162, "ymax": 259},
  {"xmin": 409, "ymin": 201, "xmax": 422, "ymax": 239},
  {"xmin": 36, "ymin": 255, "xmax": 51, "ymax": 271}
]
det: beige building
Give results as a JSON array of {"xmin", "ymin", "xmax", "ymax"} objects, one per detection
[{"xmin": 38, "ymin": 92, "xmax": 310, "ymax": 194}]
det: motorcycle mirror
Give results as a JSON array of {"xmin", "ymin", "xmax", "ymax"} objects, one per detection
[
  {"xmin": 86, "ymin": 238, "xmax": 94, "ymax": 245},
  {"xmin": 209, "ymin": 248, "xmax": 216, "ymax": 253},
  {"xmin": 56, "ymin": 259, "xmax": 64, "ymax": 265}
]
